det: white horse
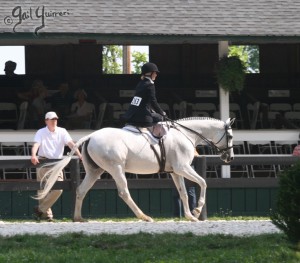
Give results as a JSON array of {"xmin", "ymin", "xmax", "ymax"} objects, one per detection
[{"xmin": 36, "ymin": 117, "xmax": 235, "ymax": 222}]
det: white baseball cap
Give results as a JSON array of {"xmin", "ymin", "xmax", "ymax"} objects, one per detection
[{"xmin": 45, "ymin": 111, "xmax": 59, "ymax": 120}]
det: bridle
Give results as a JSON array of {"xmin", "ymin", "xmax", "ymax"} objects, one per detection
[
  {"xmin": 167, "ymin": 118, "xmax": 233, "ymax": 155},
  {"xmin": 213, "ymin": 124, "xmax": 233, "ymax": 153}
]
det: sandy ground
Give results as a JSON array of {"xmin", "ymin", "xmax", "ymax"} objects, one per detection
[{"xmin": 0, "ymin": 220, "xmax": 282, "ymax": 237}]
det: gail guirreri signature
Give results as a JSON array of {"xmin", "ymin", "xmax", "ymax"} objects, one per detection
[{"xmin": 4, "ymin": 5, "xmax": 70, "ymax": 35}]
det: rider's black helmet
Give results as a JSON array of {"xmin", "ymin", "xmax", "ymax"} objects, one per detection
[{"xmin": 141, "ymin": 62, "xmax": 159, "ymax": 75}]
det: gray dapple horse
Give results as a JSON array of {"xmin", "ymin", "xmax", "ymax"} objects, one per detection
[{"xmin": 36, "ymin": 117, "xmax": 235, "ymax": 222}]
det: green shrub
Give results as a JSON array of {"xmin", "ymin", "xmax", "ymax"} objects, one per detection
[
  {"xmin": 271, "ymin": 161, "xmax": 300, "ymax": 243},
  {"xmin": 215, "ymin": 56, "xmax": 246, "ymax": 93}
]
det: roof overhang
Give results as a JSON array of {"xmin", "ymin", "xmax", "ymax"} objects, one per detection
[{"xmin": 1, "ymin": 33, "xmax": 300, "ymax": 45}]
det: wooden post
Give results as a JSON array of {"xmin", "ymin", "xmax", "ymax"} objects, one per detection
[
  {"xmin": 123, "ymin": 45, "xmax": 131, "ymax": 74},
  {"xmin": 218, "ymin": 41, "xmax": 231, "ymax": 178},
  {"xmin": 69, "ymin": 157, "xmax": 81, "ymax": 218}
]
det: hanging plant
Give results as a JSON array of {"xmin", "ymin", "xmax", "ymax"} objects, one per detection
[{"xmin": 215, "ymin": 55, "xmax": 246, "ymax": 93}]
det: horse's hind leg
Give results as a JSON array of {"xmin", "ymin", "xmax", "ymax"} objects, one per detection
[
  {"xmin": 110, "ymin": 165, "xmax": 154, "ymax": 222},
  {"xmin": 170, "ymin": 173, "xmax": 199, "ymax": 222},
  {"xmin": 73, "ymin": 167, "xmax": 104, "ymax": 222}
]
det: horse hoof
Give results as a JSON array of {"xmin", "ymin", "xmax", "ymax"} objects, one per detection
[
  {"xmin": 185, "ymin": 213, "xmax": 199, "ymax": 222},
  {"xmin": 140, "ymin": 215, "xmax": 154, "ymax": 222},
  {"xmin": 73, "ymin": 218, "xmax": 88, "ymax": 223},
  {"xmin": 192, "ymin": 208, "xmax": 202, "ymax": 219},
  {"xmin": 144, "ymin": 217, "xmax": 154, "ymax": 222},
  {"xmin": 190, "ymin": 216, "xmax": 199, "ymax": 222}
]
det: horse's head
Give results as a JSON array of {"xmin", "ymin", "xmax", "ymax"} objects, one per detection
[
  {"xmin": 175, "ymin": 116, "xmax": 234, "ymax": 163},
  {"xmin": 215, "ymin": 118, "xmax": 235, "ymax": 163}
]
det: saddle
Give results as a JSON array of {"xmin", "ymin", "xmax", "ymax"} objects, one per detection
[
  {"xmin": 122, "ymin": 123, "xmax": 168, "ymax": 172},
  {"xmin": 123, "ymin": 123, "xmax": 167, "ymax": 143}
]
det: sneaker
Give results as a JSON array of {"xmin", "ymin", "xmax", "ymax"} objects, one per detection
[{"xmin": 32, "ymin": 206, "xmax": 43, "ymax": 221}]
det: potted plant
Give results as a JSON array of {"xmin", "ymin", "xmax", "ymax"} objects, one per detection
[{"xmin": 215, "ymin": 55, "xmax": 246, "ymax": 93}]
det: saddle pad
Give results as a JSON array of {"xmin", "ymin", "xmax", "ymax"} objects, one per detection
[{"xmin": 122, "ymin": 125, "xmax": 159, "ymax": 144}]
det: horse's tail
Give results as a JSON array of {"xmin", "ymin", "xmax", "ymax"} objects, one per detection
[{"xmin": 34, "ymin": 132, "xmax": 95, "ymax": 200}]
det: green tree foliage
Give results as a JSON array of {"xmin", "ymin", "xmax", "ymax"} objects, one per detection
[
  {"xmin": 102, "ymin": 46, "xmax": 148, "ymax": 74},
  {"xmin": 229, "ymin": 45, "xmax": 260, "ymax": 73},
  {"xmin": 131, "ymin": 51, "xmax": 148, "ymax": 74},
  {"xmin": 102, "ymin": 45, "xmax": 123, "ymax": 74},
  {"xmin": 271, "ymin": 161, "xmax": 300, "ymax": 243}
]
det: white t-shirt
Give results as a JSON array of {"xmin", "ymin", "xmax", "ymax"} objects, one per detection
[
  {"xmin": 34, "ymin": 126, "xmax": 72, "ymax": 159},
  {"xmin": 71, "ymin": 101, "xmax": 94, "ymax": 117}
]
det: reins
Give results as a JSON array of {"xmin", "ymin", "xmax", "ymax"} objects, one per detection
[{"xmin": 165, "ymin": 117, "xmax": 232, "ymax": 154}]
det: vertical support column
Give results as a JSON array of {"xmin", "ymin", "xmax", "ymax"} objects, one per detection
[
  {"xmin": 193, "ymin": 156, "xmax": 207, "ymax": 220},
  {"xmin": 218, "ymin": 41, "xmax": 231, "ymax": 178},
  {"xmin": 69, "ymin": 157, "xmax": 80, "ymax": 218},
  {"xmin": 123, "ymin": 45, "xmax": 131, "ymax": 74}
]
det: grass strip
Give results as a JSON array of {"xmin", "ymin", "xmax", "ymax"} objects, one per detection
[{"xmin": 0, "ymin": 233, "xmax": 299, "ymax": 263}]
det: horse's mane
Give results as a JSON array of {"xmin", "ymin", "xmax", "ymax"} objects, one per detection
[{"xmin": 175, "ymin": 116, "xmax": 223, "ymax": 122}]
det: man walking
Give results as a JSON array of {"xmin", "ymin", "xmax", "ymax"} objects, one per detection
[{"xmin": 31, "ymin": 111, "xmax": 82, "ymax": 221}]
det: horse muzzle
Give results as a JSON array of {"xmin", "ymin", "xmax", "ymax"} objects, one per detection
[{"xmin": 220, "ymin": 152, "xmax": 234, "ymax": 163}]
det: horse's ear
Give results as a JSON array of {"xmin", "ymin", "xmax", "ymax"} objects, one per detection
[
  {"xmin": 230, "ymin": 118, "xmax": 235, "ymax": 126},
  {"xmin": 225, "ymin": 118, "xmax": 235, "ymax": 127}
]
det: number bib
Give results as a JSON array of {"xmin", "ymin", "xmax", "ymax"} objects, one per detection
[{"xmin": 131, "ymin": 96, "xmax": 142, "ymax": 106}]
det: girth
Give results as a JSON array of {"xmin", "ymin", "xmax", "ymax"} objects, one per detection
[
  {"xmin": 150, "ymin": 138, "xmax": 166, "ymax": 173},
  {"xmin": 131, "ymin": 125, "xmax": 168, "ymax": 173}
]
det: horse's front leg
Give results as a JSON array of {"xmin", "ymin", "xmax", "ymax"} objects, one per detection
[
  {"xmin": 170, "ymin": 173, "xmax": 199, "ymax": 222},
  {"xmin": 173, "ymin": 165, "xmax": 207, "ymax": 220}
]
